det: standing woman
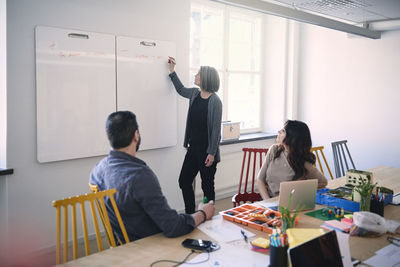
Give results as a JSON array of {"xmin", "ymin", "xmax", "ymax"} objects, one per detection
[
  {"xmin": 168, "ymin": 57, "xmax": 222, "ymax": 214},
  {"xmin": 257, "ymin": 120, "xmax": 327, "ymax": 199}
]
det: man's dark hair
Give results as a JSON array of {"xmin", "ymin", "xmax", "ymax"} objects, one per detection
[{"xmin": 106, "ymin": 111, "xmax": 138, "ymax": 149}]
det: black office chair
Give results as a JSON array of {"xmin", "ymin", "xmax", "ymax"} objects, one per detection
[{"xmin": 331, "ymin": 140, "xmax": 356, "ymax": 178}]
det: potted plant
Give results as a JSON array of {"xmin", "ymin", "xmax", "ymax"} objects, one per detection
[
  {"xmin": 279, "ymin": 189, "xmax": 299, "ymax": 233},
  {"xmin": 354, "ymin": 180, "xmax": 377, "ymax": 211}
]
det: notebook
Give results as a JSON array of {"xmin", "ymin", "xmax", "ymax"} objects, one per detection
[
  {"xmin": 321, "ymin": 220, "xmax": 352, "ymax": 233},
  {"xmin": 286, "ymin": 228, "xmax": 326, "ymax": 248},
  {"xmin": 278, "ymin": 179, "xmax": 318, "ymax": 211}
]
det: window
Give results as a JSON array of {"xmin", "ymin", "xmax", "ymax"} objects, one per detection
[{"xmin": 190, "ymin": 1, "xmax": 263, "ymax": 133}]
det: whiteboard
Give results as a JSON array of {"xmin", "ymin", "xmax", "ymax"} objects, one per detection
[
  {"xmin": 116, "ymin": 36, "xmax": 177, "ymax": 150},
  {"xmin": 35, "ymin": 26, "xmax": 116, "ymax": 163}
]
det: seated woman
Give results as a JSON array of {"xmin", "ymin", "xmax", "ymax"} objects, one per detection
[{"xmin": 257, "ymin": 120, "xmax": 328, "ymax": 199}]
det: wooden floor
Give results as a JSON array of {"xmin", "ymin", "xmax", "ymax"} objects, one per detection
[
  {"xmin": 215, "ymin": 196, "xmax": 234, "ymax": 213},
  {"xmin": 34, "ymin": 196, "xmax": 234, "ymax": 266}
]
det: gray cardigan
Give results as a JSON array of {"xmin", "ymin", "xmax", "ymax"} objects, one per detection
[{"xmin": 169, "ymin": 72, "xmax": 222, "ymax": 163}]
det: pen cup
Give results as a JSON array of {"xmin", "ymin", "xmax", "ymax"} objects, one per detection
[
  {"xmin": 370, "ymin": 198, "xmax": 384, "ymax": 217},
  {"xmin": 269, "ymin": 245, "xmax": 288, "ymax": 267}
]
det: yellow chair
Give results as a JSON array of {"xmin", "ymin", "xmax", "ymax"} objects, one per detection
[
  {"xmin": 310, "ymin": 146, "xmax": 334, "ymax": 180},
  {"xmin": 52, "ymin": 188, "xmax": 130, "ymax": 264},
  {"xmin": 88, "ymin": 183, "xmax": 128, "ymax": 247}
]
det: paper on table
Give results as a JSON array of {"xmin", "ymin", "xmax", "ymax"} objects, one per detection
[
  {"xmin": 364, "ymin": 244, "xmax": 400, "ymax": 267},
  {"xmin": 198, "ymin": 215, "xmax": 255, "ymax": 243},
  {"xmin": 375, "ymin": 243, "xmax": 400, "ymax": 258},
  {"xmin": 364, "ymin": 254, "xmax": 398, "ymax": 267},
  {"xmin": 335, "ymin": 230, "xmax": 352, "ymax": 267},
  {"xmin": 259, "ymin": 201, "xmax": 279, "ymax": 209},
  {"xmin": 322, "ymin": 220, "xmax": 351, "ymax": 232},
  {"xmin": 180, "ymin": 243, "xmax": 269, "ymax": 267}
]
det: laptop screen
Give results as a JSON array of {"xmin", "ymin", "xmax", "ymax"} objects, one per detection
[
  {"xmin": 288, "ymin": 230, "xmax": 344, "ymax": 267},
  {"xmin": 278, "ymin": 179, "xmax": 318, "ymax": 211}
]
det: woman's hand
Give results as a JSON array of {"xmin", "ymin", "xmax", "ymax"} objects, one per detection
[
  {"xmin": 168, "ymin": 56, "xmax": 176, "ymax": 73},
  {"xmin": 257, "ymin": 178, "xmax": 271, "ymax": 200},
  {"xmin": 205, "ymin": 154, "xmax": 214, "ymax": 167}
]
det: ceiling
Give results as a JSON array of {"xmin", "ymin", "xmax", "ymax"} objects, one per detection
[{"xmin": 264, "ymin": 0, "xmax": 400, "ymax": 23}]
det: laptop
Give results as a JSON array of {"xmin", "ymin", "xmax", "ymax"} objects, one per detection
[
  {"xmin": 287, "ymin": 230, "xmax": 344, "ymax": 267},
  {"xmin": 278, "ymin": 179, "xmax": 318, "ymax": 211}
]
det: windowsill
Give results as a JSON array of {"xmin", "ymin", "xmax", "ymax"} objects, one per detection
[
  {"xmin": 0, "ymin": 168, "xmax": 13, "ymax": 176},
  {"xmin": 220, "ymin": 132, "xmax": 277, "ymax": 146}
]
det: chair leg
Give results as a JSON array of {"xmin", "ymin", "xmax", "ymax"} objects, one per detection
[
  {"xmin": 110, "ymin": 195, "xmax": 130, "ymax": 244},
  {"xmin": 89, "ymin": 200, "xmax": 104, "ymax": 252},
  {"xmin": 56, "ymin": 206, "xmax": 61, "ymax": 265},
  {"xmin": 344, "ymin": 143, "xmax": 356, "ymax": 169},
  {"xmin": 63, "ymin": 206, "xmax": 68, "ymax": 263},
  {"xmin": 340, "ymin": 144, "xmax": 349, "ymax": 171},
  {"xmin": 80, "ymin": 202, "xmax": 91, "ymax": 256},
  {"xmin": 320, "ymin": 151, "xmax": 334, "ymax": 180},
  {"xmin": 337, "ymin": 145, "xmax": 345, "ymax": 177},
  {"xmin": 315, "ymin": 151, "xmax": 324, "ymax": 175},
  {"xmin": 71, "ymin": 204, "xmax": 78, "ymax": 260},
  {"xmin": 238, "ymin": 151, "xmax": 247, "ymax": 194},
  {"xmin": 332, "ymin": 145, "xmax": 339, "ymax": 178},
  {"xmin": 98, "ymin": 198, "xmax": 117, "ymax": 247},
  {"xmin": 94, "ymin": 199, "xmax": 112, "ymax": 246}
]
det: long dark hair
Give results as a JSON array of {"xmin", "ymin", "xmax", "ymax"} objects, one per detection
[{"xmin": 274, "ymin": 120, "xmax": 316, "ymax": 180}]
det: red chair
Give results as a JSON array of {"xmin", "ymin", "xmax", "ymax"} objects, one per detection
[{"xmin": 232, "ymin": 148, "xmax": 269, "ymax": 207}]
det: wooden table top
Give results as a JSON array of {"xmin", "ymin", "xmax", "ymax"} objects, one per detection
[{"xmin": 60, "ymin": 165, "xmax": 400, "ymax": 266}]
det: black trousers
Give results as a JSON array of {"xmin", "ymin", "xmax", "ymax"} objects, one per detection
[{"xmin": 179, "ymin": 147, "xmax": 217, "ymax": 214}]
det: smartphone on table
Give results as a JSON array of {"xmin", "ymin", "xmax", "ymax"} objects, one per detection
[{"xmin": 181, "ymin": 238, "xmax": 220, "ymax": 252}]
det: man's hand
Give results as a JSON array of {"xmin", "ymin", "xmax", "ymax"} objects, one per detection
[{"xmin": 198, "ymin": 201, "xmax": 215, "ymax": 220}]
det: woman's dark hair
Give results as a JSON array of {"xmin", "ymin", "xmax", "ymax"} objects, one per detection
[
  {"xmin": 106, "ymin": 111, "xmax": 138, "ymax": 149},
  {"xmin": 274, "ymin": 120, "xmax": 316, "ymax": 180}
]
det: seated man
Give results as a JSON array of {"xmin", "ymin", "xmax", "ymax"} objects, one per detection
[{"xmin": 90, "ymin": 111, "xmax": 215, "ymax": 241}]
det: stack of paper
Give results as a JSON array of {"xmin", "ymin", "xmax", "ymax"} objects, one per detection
[
  {"xmin": 321, "ymin": 220, "xmax": 352, "ymax": 232},
  {"xmin": 364, "ymin": 244, "xmax": 400, "ymax": 267}
]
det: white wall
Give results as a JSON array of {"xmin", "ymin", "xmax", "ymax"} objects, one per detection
[
  {"xmin": 0, "ymin": 0, "xmax": 8, "ymax": 257},
  {"xmin": 0, "ymin": 0, "xmax": 6, "ymax": 167},
  {"xmin": 5, "ymin": 0, "xmax": 276, "ymax": 253},
  {"xmin": 263, "ymin": 15, "xmax": 288, "ymax": 132},
  {"xmin": 297, "ymin": 23, "xmax": 400, "ymax": 174},
  {"xmin": 6, "ymin": 0, "xmax": 190, "ymax": 251}
]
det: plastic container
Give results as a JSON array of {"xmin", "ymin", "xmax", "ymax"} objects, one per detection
[{"xmin": 316, "ymin": 188, "xmax": 393, "ymax": 212}]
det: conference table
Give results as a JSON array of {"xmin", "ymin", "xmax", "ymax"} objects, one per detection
[{"xmin": 61, "ymin": 166, "xmax": 400, "ymax": 266}]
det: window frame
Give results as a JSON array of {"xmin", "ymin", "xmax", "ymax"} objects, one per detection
[{"xmin": 190, "ymin": 0, "xmax": 265, "ymax": 134}]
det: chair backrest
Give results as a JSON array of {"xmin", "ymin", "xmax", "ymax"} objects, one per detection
[
  {"xmin": 310, "ymin": 146, "xmax": 334, "ymax": 180},
  {"xmin": 232, "ymin": 148, "xmax": 268, "ymax": 207},
  {"xmin": 331, "ymin": 140, "xmax": 356, "ymax": 178},
  {"xmin": 89, "ymin": 183, "xmax": 129, "ymax": 248},
  {"xmin": 52, "ymin": 188, "xmax": 130, "ymax": 264}
]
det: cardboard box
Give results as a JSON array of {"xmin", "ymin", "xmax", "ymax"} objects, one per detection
[
  {"xmin": 221, "ymin": 121, "xmax": 240, "ymax": 141},
  {"xmin": 345, "ymin": 169, "xmax": 373, "ymax": 186}
]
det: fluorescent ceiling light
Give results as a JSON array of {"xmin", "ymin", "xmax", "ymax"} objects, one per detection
[{"xmin": 211, "ymin": 0, "xmax": 381, "ymax": 39}]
